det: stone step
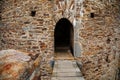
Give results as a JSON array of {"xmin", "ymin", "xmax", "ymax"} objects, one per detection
[
  {"xmin": 51, "ymin": 77, "xmax": 85, "ymax": 80},
  {"xmin": 54, "ymin": 64, "xmax": 78, "ymax": 68},
  {"xmin": 53, "ymin": 68, "xmax": 80, "ymax": 73},
  {"xmin": 52, "ymin": 72, "xmax": 83, "ymax": 77}
]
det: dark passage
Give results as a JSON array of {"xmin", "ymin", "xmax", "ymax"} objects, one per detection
[{"xmin": 54, "ymin": 18, "xmax": 74, "ymax": 54}]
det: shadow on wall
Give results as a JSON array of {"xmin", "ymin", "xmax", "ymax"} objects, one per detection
[
  {"xmin": 0, "ymin": 0, "xmax": 4, "ymax": 28},
  {"xmin": 54, "ymin": 18, "xmax": 74, "ymax": 55}
]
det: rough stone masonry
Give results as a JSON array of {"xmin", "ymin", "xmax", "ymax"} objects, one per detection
[{"xmin": 0, "ymin": 0, "xmax": 120, "ymax": 80}]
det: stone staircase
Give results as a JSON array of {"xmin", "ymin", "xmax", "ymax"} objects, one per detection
[{"xmin": 51, "ymin": 60, "xmax": 85, "ymax": 80}]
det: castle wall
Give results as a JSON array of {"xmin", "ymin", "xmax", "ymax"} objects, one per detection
[
  {"xmin": 0, "ymin": 0, "xmax": 120, "ymax": 80},
  {"xmin": 0, "ymin": 0, "xmax": 54, "ymax": 79},
  {"xmin": 78, "ymin": 0, "xmax": 120, "ymax": 79}
]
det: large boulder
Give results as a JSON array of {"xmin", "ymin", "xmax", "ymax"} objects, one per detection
[{"xmin": 0, "ymin": 49, "xmax": 41, "ymax": 80}]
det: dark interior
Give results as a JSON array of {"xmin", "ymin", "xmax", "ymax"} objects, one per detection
[{"xmin": 54, "ymin": 18, "xmax": 74, "ymax": 54}]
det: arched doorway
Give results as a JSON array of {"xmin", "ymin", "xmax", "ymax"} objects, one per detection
[{"xmin": 54, "ymin": 18, "xmax": 74, "ymax": 56}]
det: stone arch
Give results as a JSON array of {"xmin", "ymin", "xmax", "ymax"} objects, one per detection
[
  {"xmin": 53, "ymin": 0, "xmax": 75, "ymax": 23},
  {"xmin": 53, "ymin": 0, "xmax": 83, "ymax": 57},
  {"xmin": 54, "ymin": 18, "xmax": 74, "ymax": 54},
  {"xmin": 53, "ymin": 0, "xmax": 76, "ymax": 57}
]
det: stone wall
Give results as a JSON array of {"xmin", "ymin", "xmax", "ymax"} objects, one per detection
[
  {"xmin": 78, "ymin": 0, "xmax": 120, "ymax": 80},
  {"xmin": 0, "ymin": 0, "xmax": 54, "ymax": 79}
]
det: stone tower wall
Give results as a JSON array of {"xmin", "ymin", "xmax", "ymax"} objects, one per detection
[
  {"xmin": 0, "ymin": 0, "xmax": 120, "ymax": 80},
  {"xmin": 0, "ymin": 0, "xmax": 54, "ymax": 78},
  {"xmin": 78, "ymin": 0, "xmax": 120, "ymax": 80}
]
